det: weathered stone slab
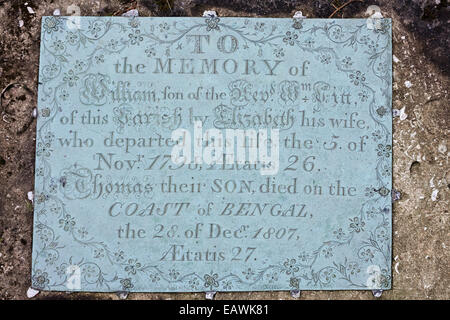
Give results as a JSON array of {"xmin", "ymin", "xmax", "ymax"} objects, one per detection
[{"xmin": 32, "ymin": 16, "xmax": 392, "ymax": 292}]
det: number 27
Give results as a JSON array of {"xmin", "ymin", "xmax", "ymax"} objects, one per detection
[{"xmin": 232, "ymin": 247, "xmax": 256, "ymax": 262}]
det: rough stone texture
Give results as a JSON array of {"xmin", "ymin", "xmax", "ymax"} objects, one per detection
[{"xmin": 0, "ymin": 0, "xmax": 448, "ymax": 300}]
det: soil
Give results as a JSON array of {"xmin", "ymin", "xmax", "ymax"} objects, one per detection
[{"xmin": 0, "ymin": 0, "xmax": 448, "ymax": 300}]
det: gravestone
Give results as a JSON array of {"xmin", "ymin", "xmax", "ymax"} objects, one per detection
[{"xmin": 31, "ymin": 16, "xmax": 392, "ymax": 292}]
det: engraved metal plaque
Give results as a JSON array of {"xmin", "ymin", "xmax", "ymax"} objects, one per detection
[{"xmin": 32, "ymin": 16, "xmax": 392, "ymax": 292}]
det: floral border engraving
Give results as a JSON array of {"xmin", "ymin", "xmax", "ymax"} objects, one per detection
[{"xmin": 32, "ymin": 16, "xmax": 392, "ymax": 292}]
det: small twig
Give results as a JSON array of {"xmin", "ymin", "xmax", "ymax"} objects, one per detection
[
  {"xmin": 329, "ymin": 0, "xmax": 364, "ymax": 18},
  {"xmin": 112, "ymin": 1, "xmax": 137, "ymax": 16},
  {"xmin": 165, "ymin": 0, "xmax": 172, "ymax": 12}
]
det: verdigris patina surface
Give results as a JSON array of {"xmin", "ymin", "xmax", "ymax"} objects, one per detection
[{"xmin": 31, "ymin": 16, "xmax": 392, "ymax": 292}]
